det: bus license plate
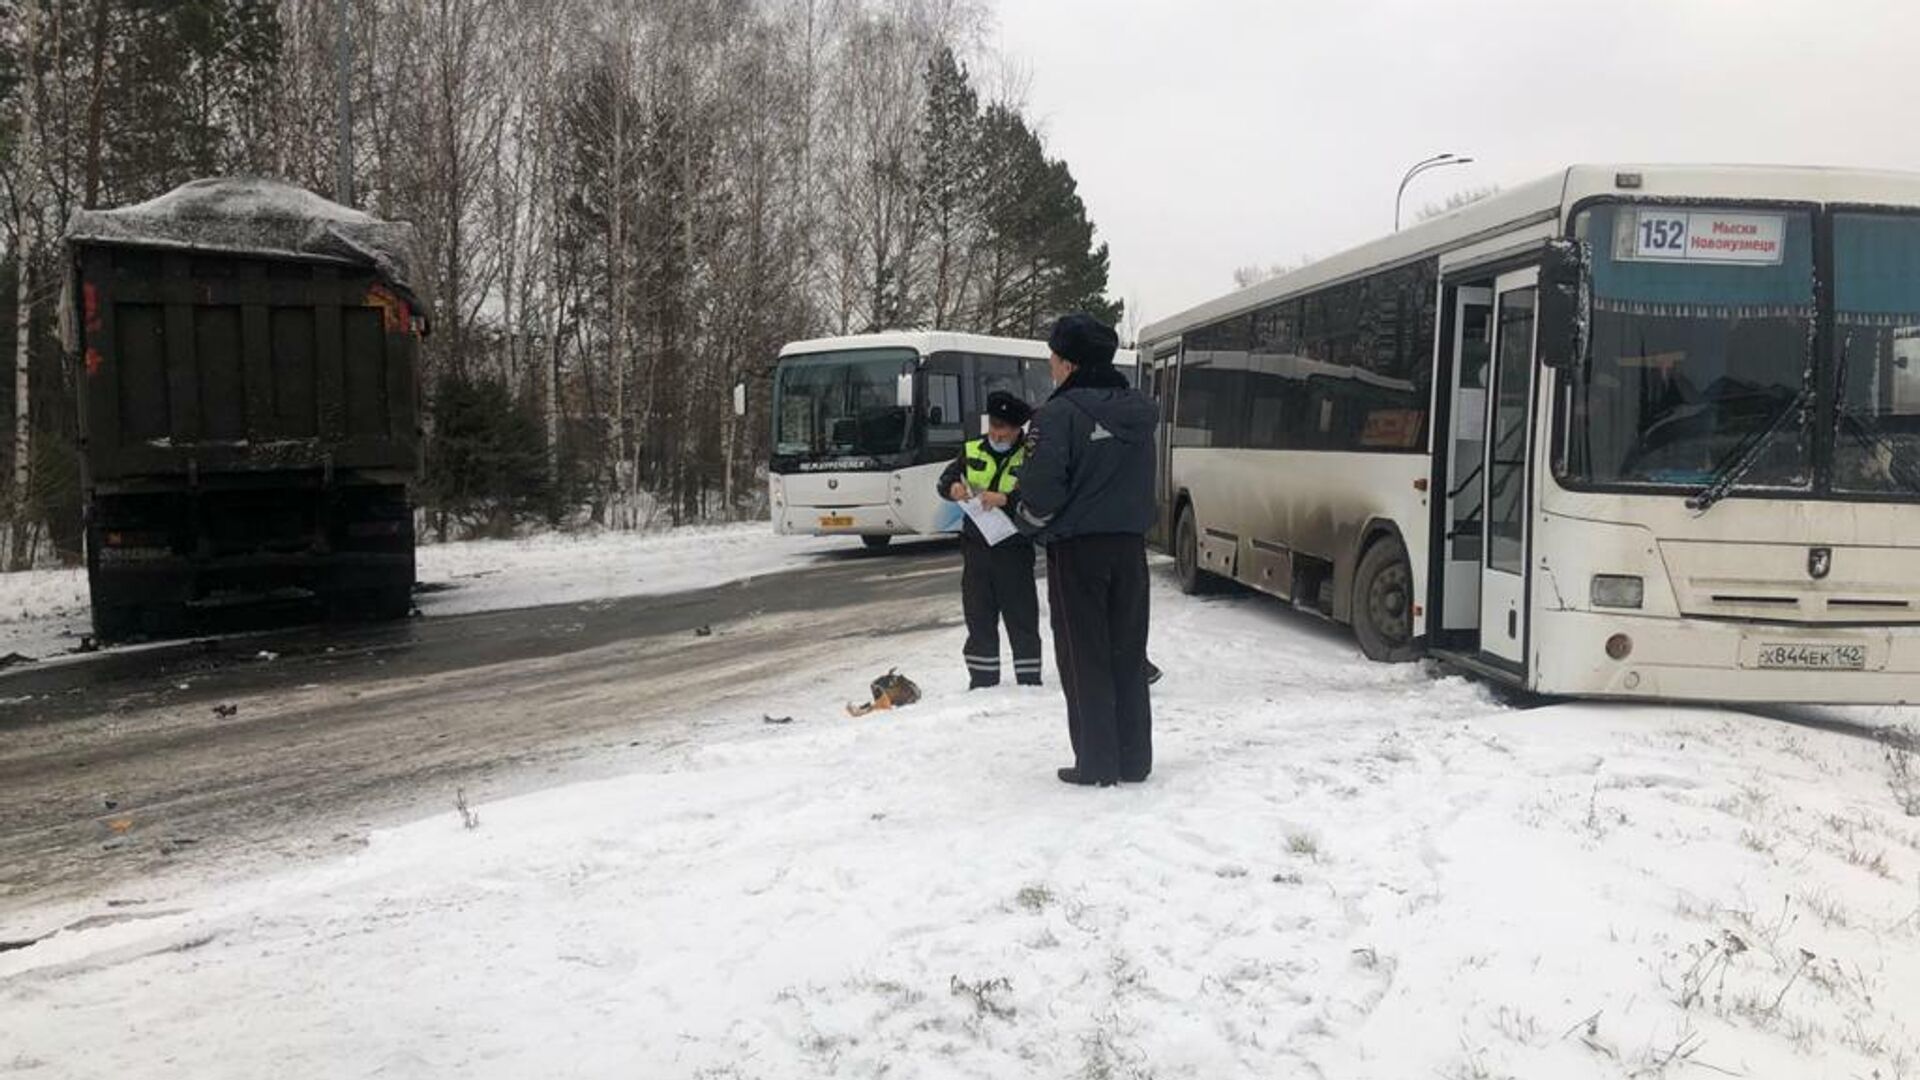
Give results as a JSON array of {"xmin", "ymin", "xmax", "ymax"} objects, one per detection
[
  {"xmin": 1752, "ymin": 643, "xmax": 1868, "ymax": 671},
  {"xmin": 819, "ymin": 514, "xmax": 854, "ymax": 529}
]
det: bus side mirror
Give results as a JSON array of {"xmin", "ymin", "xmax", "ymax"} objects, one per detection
[
  {"xmin": 732, "ymin": 381, "xmax": 746, "ymax": 418},
  {"xmin": 1538, "ymin": 238, "xmax": 1588, "ymax": 372},
  {"xmin": 896, "ymin": 367, "xmax": 914, "ymax": 409}
]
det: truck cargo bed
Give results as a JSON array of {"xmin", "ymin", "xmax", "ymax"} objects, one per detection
[{"xmin": 76, "ymin": 247, "xmax": 419, "ymax": 484}]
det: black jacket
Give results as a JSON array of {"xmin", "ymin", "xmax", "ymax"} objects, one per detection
[
  {"xmin": 1010, "ymin": 366, "xmax": 1158, "ymax": 541},
  {"xmin": 937, "ymin": 439, "xmax": 1031, "ymax": 546}
]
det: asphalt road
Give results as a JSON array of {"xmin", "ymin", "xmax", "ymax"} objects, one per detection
[
  {"xmin": 0, "ymin": 540, "xmax": 967, "ymax": 916},
  {"xmin": 4, "ymin": 536, "xmax": 1901, "ymax": 922}
]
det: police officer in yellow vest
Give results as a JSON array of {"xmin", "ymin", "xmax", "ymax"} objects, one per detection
[{"xmin": 937, "ymin": 390, "xmax": 1042, "ymax": 688}]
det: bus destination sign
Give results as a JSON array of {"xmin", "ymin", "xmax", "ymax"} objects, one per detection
[{"xmin": 1622, "ymin": 209, "xmax": 1786, "ymax": 266}]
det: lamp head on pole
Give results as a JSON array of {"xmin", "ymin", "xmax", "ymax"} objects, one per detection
[{"xmin": 1394, "ymin": 153, "xmax": 1476, "ymax": 231}]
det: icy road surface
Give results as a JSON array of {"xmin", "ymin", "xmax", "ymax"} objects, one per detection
[
  {"xmin": 0, "ymin": 535, "xmax": 948, "ymax": 908},
  {"xmin": 0, "ymin": 522, "xmax": 841, "ymax": 662}
]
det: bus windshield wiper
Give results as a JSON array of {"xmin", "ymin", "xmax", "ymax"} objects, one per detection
[
  {"xmin": 1685, "ymin": 386, "xmax": 1811, "ymax": 513},
  {"xmin": 1837, "ymin": 407, "xmax": 1920, "ymax": 496},
  {"xmin": 1828, "ymin": 328, "xmax": 1920, "ymax": 497}
]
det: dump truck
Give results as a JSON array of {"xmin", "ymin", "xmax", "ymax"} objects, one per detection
[{"xmin": 61, "ymin": 178, "xmax": 426, "ymax": 639}]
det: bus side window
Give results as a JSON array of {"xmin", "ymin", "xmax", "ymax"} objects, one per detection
[
  {"xmin": 926, "ymin": 372, "xmax": 963, "ymax": 445},
  {"xmin": 976, "ymin": 354, "xmax": 1024, "ymax": 430},
  {"xmin": 1024, "ymin": 358, "xmax": 1055, "ymax": 403}
]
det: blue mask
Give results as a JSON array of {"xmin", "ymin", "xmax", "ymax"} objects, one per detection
[{"xmin": 988, "ymin": 437, "xmax": 1016, "ymax": 453}]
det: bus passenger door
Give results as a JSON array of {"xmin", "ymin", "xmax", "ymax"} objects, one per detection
[
  {"xmin": 1146, "ymin": 348, "xmax": 1179, "ymax": 548},
  {"xmin": 1441, "ymin": 287, "xmax": 1492, "ymax": 633},
  {"xmin": 1480, "ymin": 270, "xmax": 1539, "ymax": 668}
]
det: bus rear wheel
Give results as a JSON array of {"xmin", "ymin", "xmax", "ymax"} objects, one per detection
[
  {"xmin": 1174, "ymin": 506, "xmax": 1223, "ymax": 595},
  {"xmin": 1352, "ymin": 538, "xmax": 1421, "ymax": 663},
  {"xmin": 861, "ymin": 534, "xmax": 893, "ymax": 551}
]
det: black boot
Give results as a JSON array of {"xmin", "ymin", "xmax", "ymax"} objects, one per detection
[
  {"xmin": 1017, "ymin": 675, "xmax": 1042, "ymax": 687},
  {"xmin": 1146, "ymin": 660, "xmax": 1162, "ymax": 686},
  {"xmin": 1057, "ymin": 767, "xmax": 1116, "ymax": 788}
]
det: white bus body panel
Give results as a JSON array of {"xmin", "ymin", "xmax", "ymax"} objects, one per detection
[
  {"xmin": 770, "ymin": 464, "xmax": 960, "ymax": 538},
  {"xmin": 1172, "ymin": 447, "xmax": 1429, "ymax": 633},
  {"xmin": 1529, "ymin": 496, "xmax": 1920, "ymax": 704}
]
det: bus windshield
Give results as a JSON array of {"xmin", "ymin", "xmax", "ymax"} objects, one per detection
[
  {"xmin": 772, "ymin": 348, "xmax": 915, "ymax": 458},
  {"xmin": 1562, "ymin": 204, "xmax": 1816, "ymax": 492},
  {"xmin": 1833, "ymin": 212, "xmax": 1920, "ymax": 496}
]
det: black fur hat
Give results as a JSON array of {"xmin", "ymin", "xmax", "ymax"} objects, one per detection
[
  {"xmin": 985, "ymin": 390, "xmax": 1032, "ymax": 427},
  {"xmin": 1048, "ymin": 313, "xmax": 1119, "ymax": 368}
]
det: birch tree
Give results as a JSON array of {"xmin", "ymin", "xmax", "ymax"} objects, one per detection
[{"xmin": 8, "ymin": 0, "xmax": 39, "ymax": 568}]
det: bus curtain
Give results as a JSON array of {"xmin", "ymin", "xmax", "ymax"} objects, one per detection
[
  {"xmin": 1586, "ymin": 203, "xmax": 1814, "ymax": 316},
  {"xmin": 1835, "ymin": 213, "xmax": 1920, "ymax": 322}
]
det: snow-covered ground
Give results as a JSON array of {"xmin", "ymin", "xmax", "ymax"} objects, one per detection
[
  {"xmin": 0, "ymin": 565, "xmax": 86, "ymax": 661},
  {"xmin": 4, "ymin": 576, "xmax": 1918, "ymax": 1079},
  {"xmin": 410, "ymin": 524, "xmax": 868, "ymax": 617},
  {"xmin": 0, "ymin": 523, "xmax": 866, "ymax": 660}
]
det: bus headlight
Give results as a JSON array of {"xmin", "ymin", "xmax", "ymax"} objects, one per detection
[{"xmin": 1591, "ymin": 575, "xmax": 1644, "ymax": 610}]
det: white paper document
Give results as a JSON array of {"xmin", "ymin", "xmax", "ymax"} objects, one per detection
[{"xmin": 961, "ymin": 496, "xmax": 1019, "ymax": 547}]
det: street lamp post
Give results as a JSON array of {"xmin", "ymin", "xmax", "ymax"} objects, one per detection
[{"xmin": 1395, "ymin": 153, "xmax": 1474, "ymax": 231}]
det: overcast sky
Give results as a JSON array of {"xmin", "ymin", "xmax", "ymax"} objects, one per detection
[{"xmin": 993, "ymin": 0, "xmax": 1920, "ymax": 336}]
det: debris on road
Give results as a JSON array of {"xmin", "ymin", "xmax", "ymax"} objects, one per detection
[
  {"xmin": 846, "ymin": 669, "xmax": 921, "ymax": 717},
  {"xmin": 762, "ymin": 714, "xmax": 794, "ymax": 725},
  {"xmin": 212, "ymin": 704, "xmax": 238, "ymax": 719}
]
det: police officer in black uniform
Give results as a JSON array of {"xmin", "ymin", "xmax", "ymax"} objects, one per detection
[
  {"xmin": 1008, "ymin": 314, "xmax": 1159, "ymax": 787},
  {"xmin": 937, "ymin": 390, "xmax": 1042, "ymax": 688}
]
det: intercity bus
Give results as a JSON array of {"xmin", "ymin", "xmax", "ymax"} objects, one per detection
[
  {"xmin": 758, "ymin": 332, "xmax": 1056, "ymax": 547},
  {"xmin": 1136, "ymin": 164, "xmax": 1920, "ymax": 703}
]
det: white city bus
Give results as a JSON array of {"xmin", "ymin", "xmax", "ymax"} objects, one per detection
[
  {"xmin": 760, "ymin": 332, "xmax": 1055, "ymax": 548},
  {"xmin": 1138, "ymin": 164, "xmax": 1920, "ymax": 704}
]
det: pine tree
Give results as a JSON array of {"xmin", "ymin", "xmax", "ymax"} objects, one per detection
[{"xmin": 973, "ymin": 105, "xmax": 1121, "ymax": 338}]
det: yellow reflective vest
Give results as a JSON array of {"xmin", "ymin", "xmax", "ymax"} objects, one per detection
[{"xmin": 963, "ymin": 438, "xmax": 1024, "ymax": 494}]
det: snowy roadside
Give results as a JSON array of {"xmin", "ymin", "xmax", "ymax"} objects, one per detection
[
  {"xmin": 4, "ymin": 580, "xmax": 1917, "ymax": 1079},
  {"xmin": 411, "ymin": 524, "xmax": 881, "ymax": 616},
  {"xmin": 0, "ymin": 523, "xmax": 872, "ymax": 662}
]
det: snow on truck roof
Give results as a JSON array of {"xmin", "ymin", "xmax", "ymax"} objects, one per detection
[
  {"xmin": 1139, "ymin": 162, "xmax": 1920, "ymax": 346},
  {"xmin": 64, "ymin": 178, "xmax": 423, "ymax": 299}
]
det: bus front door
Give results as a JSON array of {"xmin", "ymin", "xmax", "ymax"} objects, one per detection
[
  {"xmin": 1441, "ymin": 287, "xmax": 1493, "ymax": 634},
  {"xmin": 1479, "ymin": 269, "xmax": 1539, "ymax": 669},
  {"xmin": 1147, "ymin": 348, "xmax": 1179, "ymax": 548}
]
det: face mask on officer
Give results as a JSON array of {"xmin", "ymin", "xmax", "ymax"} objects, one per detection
[{"xmin": 986, "ymin": 419, "xmax": 1022, "ymax": 455}]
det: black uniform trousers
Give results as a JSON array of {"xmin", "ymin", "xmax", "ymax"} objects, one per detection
[
  {"xmin": 1046, "ymin": 533, "xmax": 1153, "ymax": 783},
  {"xmin": 961, "ymin": 533, "xmax": 1042, "ymax": 687}
]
